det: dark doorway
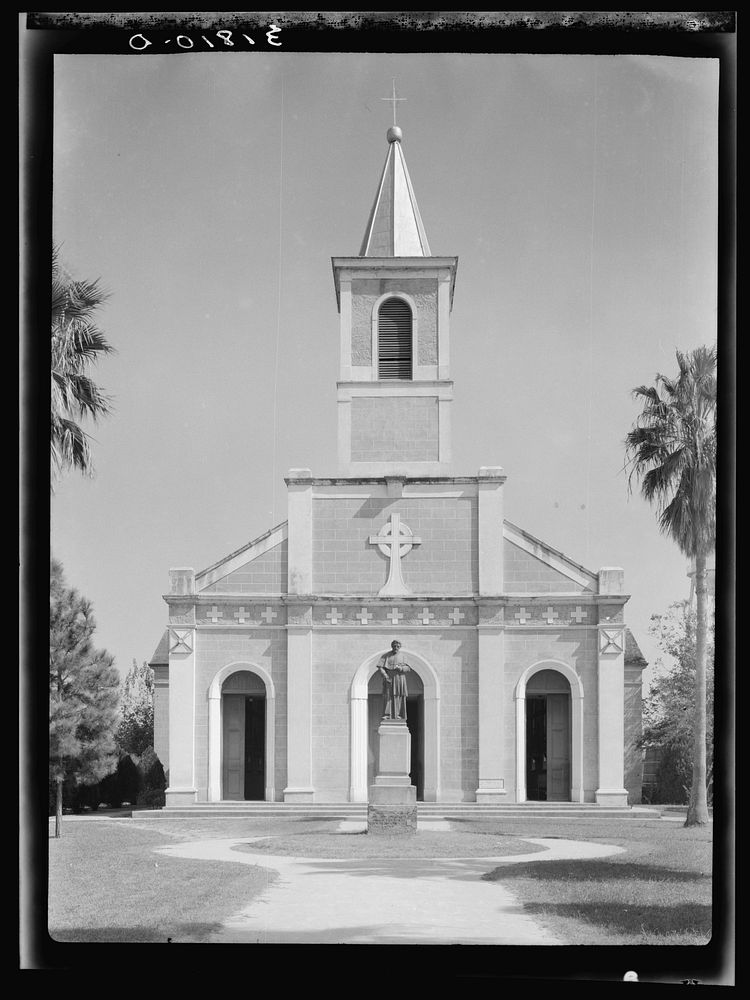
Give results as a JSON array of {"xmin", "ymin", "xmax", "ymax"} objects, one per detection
[
  {"xmin": 406, "ymin": 695, "xmax": 424, "ymax": 801},
  {"xmin": 525, "ymin": 681, "xmax": 571, "ymax": 802},
  {"xmin": 222, "ymin": 677, "xmax": 266, "ymax": 801},
  {"xmin": 244, "ymin": 696, "xmax": 265, "ymax": 800},
  {"xmin": 526, "ymin": 695, "xmax": 547, "ymax": 801}
]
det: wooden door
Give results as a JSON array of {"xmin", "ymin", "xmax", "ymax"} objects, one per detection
[
  {"xmin": 222, "ymin": 693, "xmax": 245, "ymax": 800},
  {"xmin": 546, "ymin": 693, "xmax": 571, "ymax": 801}
]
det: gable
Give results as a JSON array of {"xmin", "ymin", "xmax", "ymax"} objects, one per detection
[
  {"xmin": 503, "ymin": 522, "xmax": 597, "ymax": 594},
  {"xmin": 312, "ymin": 493, "xmax": 477, "ymax": 596},
  {"xmin": 196, "ymin": 523, "xmax": 288, "ymax": 594}
]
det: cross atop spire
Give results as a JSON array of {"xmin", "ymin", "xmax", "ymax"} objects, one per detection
[{"xmin": 381, "ymin": 79, "xmax": 406, "ymax": 126}]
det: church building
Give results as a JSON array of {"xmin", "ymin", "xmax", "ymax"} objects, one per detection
[{"xmin": 151, "ymin": 122, "xmax": 646, "ymax": 808}]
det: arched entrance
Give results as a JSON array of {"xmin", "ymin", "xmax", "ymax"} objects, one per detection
[
  {"xmin": 207, "ymin": 662, "xmax": 276, "ymax": 802},
  {"xmin": 515, "ymin": 661, "xmax": 584, "ymax": 803},
  {"xmin": 350, "ymin": 648, "xmax": 440, "ymax": 802},
  {"xmin": 367, "ymin": 669, "xmax": 425, "ymax": 799},
  {"xmin": 221, "ymin": 671, "xmax": 266, "ymax": 800},
  {"xmin": 525, "ymin": 669, "xmax": 571, "ymax": 801}
]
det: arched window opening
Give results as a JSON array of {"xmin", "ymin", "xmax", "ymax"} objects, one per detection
[{"xmin": 378, "ymin": 298, "xmax": 412, "ymax": 379}]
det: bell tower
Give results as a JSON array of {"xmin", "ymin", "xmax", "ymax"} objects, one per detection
[{"xmin": 332, "ymin": 124, "xmax": 458, "ymax": 476}]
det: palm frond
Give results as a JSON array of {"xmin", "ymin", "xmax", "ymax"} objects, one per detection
[
  {"xmin": 51, "ymin": 417, "xmax": 93, "ymax": 479},
  {"xmin": 626, "ymin": 346, "xmax": 716, "ymax": 556},
  {"xmin": 50, "ymin": 248, "xmax": 114, "ymax": 481}
]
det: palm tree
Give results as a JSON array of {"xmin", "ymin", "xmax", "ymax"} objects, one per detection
[
  {"xmin": 625, "ymin": 346, "xmax": 716, "ymax": 827},
  {"xmin": 51, "ymin": 246, "xmax": 114, "ymax": 485}
]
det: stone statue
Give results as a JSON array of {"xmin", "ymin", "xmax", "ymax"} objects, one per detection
[{"xmin": 377, "ymin": 640, "xmax": 411, "ymax": 721}]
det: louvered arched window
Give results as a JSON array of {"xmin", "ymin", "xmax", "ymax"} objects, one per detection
[{"xmin": 377, "ymin": 298, "xmax": 413, "ymax": 379}]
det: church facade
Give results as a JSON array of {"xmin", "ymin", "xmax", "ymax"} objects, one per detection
[{"xmin": 151, "ymin": 123, "xmax": 646, "ymax": 808}]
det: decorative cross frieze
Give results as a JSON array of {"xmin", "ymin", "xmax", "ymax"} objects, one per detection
[
  {"xmin": 233, "ymin": 607, "xmax": 248, "ymax": 624},
  {"xmin": 513, "ymin": 607, "xmax": 529, "ymax": 625},
  {"xmin": 325, "ymin": 607, "xmax": 342, "ymax": 625},
  {"xmin": 368, "ymin": 513, "xmax": 422, "ymax": 597},
  {"xmin": 570, "ymin": 605, "xmax": 588, "ymax": 623},
  {"xmin": 260, "ymin": 606, "xmax": 278, "ymax": 625},
  {"xmin": 545, "ymin": 606, "xmax": 559, "ymax": 625},
  {"xmin": 388, "ymin": 607, "xmax": 404, "ymax": 625},
  {"xmin": 169, "ymin": 628, "xmax": 193, "ymax": 653},
  {"xmin": 599, "ymin": 628, "xmax": 625, "ymax": 655},
  {"xmin": 449, "ymin": 607, "xmax": 465, "ymax": 625},
  {"xmin": 420, "ymin": 607, "xmax": 435, "ymax": 625},
  {"xmin": 357, "ymin": 607, "xmax": 373, "ymax": 625},
  {"xmin": 207, "ymin": 605, "xmax": 223, "ymax": 623}
]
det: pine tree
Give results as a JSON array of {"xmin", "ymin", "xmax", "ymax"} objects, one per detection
[
  {"xmin": 116, "ymin": 659, "xmax": 155, "ymax": 757},
  {"xmin": 49, "ymin": 559, "xmax": 120, "ymax": 837}
]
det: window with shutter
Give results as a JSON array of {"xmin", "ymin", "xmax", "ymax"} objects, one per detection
[{"xmin": 377, "ymin": 298, "xmax": 413, "ymax": 379}]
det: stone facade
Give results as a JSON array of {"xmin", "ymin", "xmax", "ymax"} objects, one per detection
[
  {"xmin": 152, "ymin": 124, "xmax": 647, "ymax": 810},
  {"xmin": 153, "ymin": 484, "xmax": 645, "ymax": 805}
]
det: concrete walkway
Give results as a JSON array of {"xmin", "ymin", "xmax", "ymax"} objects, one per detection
[{"xmin": 157, "ymin": 830, "xmax": 624, "ymax": 945}]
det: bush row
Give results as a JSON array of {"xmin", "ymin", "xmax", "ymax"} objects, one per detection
[{"xmin": 49, "ymin": 747, "xmax": 167, "ymax": 814}]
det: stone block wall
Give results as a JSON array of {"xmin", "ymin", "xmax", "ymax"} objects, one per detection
[
  {"xmin": 350, "ymin": 277, "xmax": 438, "ymax": 367},
  {"xmin": 312, "ymin": 495, "xmax": 477, "ymax": 595},
  {"xmin": 193, "ymin": 630, "xmax": 287, "ymax": 801},
  {"xmin": 200, "ymin": 539, "xmax": 288, "ymax": 594},
  {"xmin": 309, "ymin": 630, "xmax": 479, "ymax": 802},
  {"xmin": 152, "ymin": 664, "xmax": 169, "ymax": 772},
  {"xmin": 350, "ymin": 396, "xmax": 439, "ymax": 462},
  {"xmin": 501, "ymin": 628, "xmax": 599, "ymax": 801},
  {"xmin": 504, "ymin": 539, "xmax": 593, "ymax": 593}
]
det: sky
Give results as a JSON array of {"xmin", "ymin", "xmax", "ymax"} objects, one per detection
[{"xmin": 48, "ymin": 48, "xmax": 719, "ymax": 687}]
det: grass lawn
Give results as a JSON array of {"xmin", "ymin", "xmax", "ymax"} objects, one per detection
[
  {"xmin": 235, "ymin": 830, "xmax": 545, "ymax": 858},
  {"xmin": 48, "ymin": 812, "xmax": 713, "ymax": 946},
  {"xmin": 467, "ymin": 815, "xmax": 713, "ymax": 946},
  {"xmin": 47, "ymin": 815, "xmax": 321, "ymax": 943}
]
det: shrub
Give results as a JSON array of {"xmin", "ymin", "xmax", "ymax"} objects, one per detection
[
  {"xmin": 73, "ymin": 782, "xmax": 101, "ymax": 812},
  {"xmin": 136, "ymin": 746, "xmax": 166, "ymax": 808},
  {"xmin": 99, "ymin": 768, "xmax": 122, "ymax": 807},
  {"xmin": 117, "ymin": 754, "xmax": 140, "ymax": 805}
]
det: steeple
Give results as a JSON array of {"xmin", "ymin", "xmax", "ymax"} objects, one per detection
[
  {"xmin": 332, "ymin": 119, "xmax": 458, "ymax": 477},
  {"xmin": 359, "ymin": 127, "xmax": 432, "ymax": 257}
]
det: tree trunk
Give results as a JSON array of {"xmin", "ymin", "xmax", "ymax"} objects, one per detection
[
  {"xmin": 55, "ymin": 776, "xmax": 63, "ymax": 838},
  {"xmin": 685, "ymin": 551, "xmax": 710, "ymax": 827}
]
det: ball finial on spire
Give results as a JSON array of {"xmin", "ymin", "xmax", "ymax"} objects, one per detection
[{"xmin": 387, "ymin": 125, "xmax": 403, "ymax": 143}]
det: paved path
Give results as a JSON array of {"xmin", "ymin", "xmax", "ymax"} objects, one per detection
[{"xmin": 157, "ymin": 832, "xmax": 624, "ymax": 945}]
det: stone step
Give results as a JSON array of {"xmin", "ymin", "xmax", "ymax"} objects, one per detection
[{"xmin": 132, "ymin": 802, "xmax": 653, "ymax": 820}]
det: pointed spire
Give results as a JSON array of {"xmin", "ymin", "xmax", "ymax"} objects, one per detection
[{"xmin": 359, "ymin": 127, "xmax": 431, "ymax": 257}]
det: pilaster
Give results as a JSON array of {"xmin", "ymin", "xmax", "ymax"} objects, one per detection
[
  {"xmin": 284, "ymin": 602, "xmax": 314, "ymax": 802},
  {"xmin": 286, "ymin": 469, "xmax": 313, "ymax": 595},
  {"xmin": 477, "ymin": 466, "xmax": 506, "ymax": 596},
  {"xmin": 165, "ymin": 568, "xmax": 197, "ymax": 806},
  {"xmin": 475, "ymin": 620, "xmax": 507, "ymax": 802},
  {"xmin": 339, "ymin": 278, "xmax": 352, "ymax": 380},
  {"xmin": 164, "ymin": 568, "xmax": 197, "ymax": 805},
  {"xmin": 595, "ymin": 565, "xmax": 628, "ymax": 806},
  {"xmin": 437, "ymin": 272, "xmax": 451, "ymax": 379}
]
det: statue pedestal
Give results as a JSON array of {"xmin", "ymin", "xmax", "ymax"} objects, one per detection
[{"xmin": 368, "ymin": 719, "xmax": 417, "ymax": 835}]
